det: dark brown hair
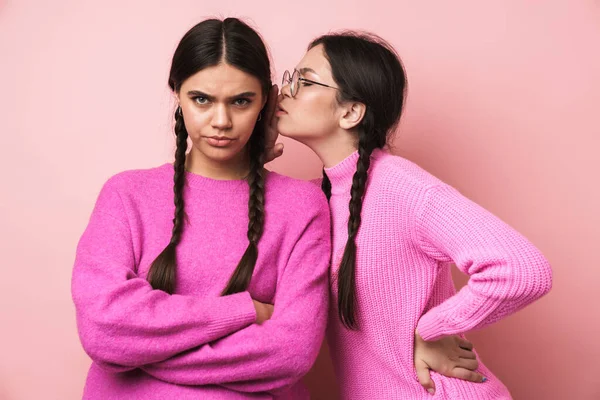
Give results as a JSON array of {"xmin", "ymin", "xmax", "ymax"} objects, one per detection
[{"xmin": 312, "ymin": 32, "xmax": 407, "ymax": 329}]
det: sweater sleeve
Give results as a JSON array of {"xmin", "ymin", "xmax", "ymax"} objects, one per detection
[
  {"xmin": 72, "ymin": 177, "xmax": 257, "ymax": 370},
  {"xmin": 141, "ymin": 198, "xmax": 331, "ymax": 394},
  {"xmin": 414, "ymin": 184, "xmax": 552, "ymax": 341}
]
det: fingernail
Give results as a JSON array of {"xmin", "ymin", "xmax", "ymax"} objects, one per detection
[
  {"xmin": 427, "ymin": 388, "xmax": 435, "ymax": 395},
  {"xmin": 482, "ymin": 377, "xmax": 488, "ymax": 383}
]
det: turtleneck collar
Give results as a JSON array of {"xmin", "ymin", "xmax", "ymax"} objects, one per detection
[{"xmin": 324, "ymin": 148, "xmax": 387, "ymax": 196}]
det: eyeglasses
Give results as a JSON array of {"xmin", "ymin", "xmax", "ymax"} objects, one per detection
[{"xmin": 282, "ymin": 69, "xmax": 339, "ymax": 98}]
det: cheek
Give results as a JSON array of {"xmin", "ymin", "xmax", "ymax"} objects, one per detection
[
  {"xmin": 183, "ymin": 110, "xmax": 210, "ymax": 137},
  {"xmin": 282, "ymin": 98, "xmax": 336, "ymax": 134},
  {"xmin": 233, "ymin": 113, "xmax": 258, "ymax": 142},
  {"xmin": 307, "ymin": 102, "xmax": 334, "ymax": 122}
]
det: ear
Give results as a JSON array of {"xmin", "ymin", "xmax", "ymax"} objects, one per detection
[{"xmin": 339, "ymin": 102, "xmax": 366, "ymax": 130}]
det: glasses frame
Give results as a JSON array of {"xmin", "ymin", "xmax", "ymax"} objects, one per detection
[{"xmin": 282, "ymin": 69, "xmax": 339, "ymax": 98}]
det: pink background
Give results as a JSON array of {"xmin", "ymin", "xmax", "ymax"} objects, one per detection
[{"xmin": 1, "ymin": 1, "xmax": 598, "ymax": 399}]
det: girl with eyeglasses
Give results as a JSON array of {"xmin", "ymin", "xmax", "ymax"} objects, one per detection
[{"xmin": 266, "ymin": 32, "xmax": 552, "ymax": 399}]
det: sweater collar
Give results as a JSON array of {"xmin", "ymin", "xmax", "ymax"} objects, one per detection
[
  {"xmin": 160, "ymin": 163, "xmax": 251, "ymax": 193},
  {"xmin": 324, "ymin": 148, "xmax": 386, "ymax": 195}
]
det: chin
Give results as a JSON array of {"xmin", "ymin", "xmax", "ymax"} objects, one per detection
[
  {"xmin": 278, "ymin": 127, "xmax": 314, "ymax": 145},
  {"xmin": 277, "ymin": 120, "xmax": 301, "ymax": 139},
  {"xmin": 197, "ymin": 143, "xmax": 244, "ymax": 162}
]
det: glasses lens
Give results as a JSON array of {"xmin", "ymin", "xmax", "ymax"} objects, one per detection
[
  {"xmin": 291, "ymin": 70, "xmax": 299, "ymax": 97},
  {"xmin": 282, "ymin": 70, "xmax": 290, "ymax": 87}
]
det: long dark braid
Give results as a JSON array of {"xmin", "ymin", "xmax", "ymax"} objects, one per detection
[
  {"xmin": 222, "ymin": 118, "xmax": 266, "ymax": 295},
  {"xmin": 321, "ymin": 170, "xmax": 332, "ymax": 200},
  {"xmin": 338, "ymin": 123, "xmax": 376, "ymax": 328},
  {"xmin": 147, "ymin": 107, "xmax": 188, "ymax": 294}
]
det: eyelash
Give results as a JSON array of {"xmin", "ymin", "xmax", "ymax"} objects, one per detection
[
  {"xmin": 193, "ymin": 96, "xmax": 209, "ymax": 105},
  {"xmin": 192, "ymin": 97, "xmax": 251, "ymax": 107},
  {"xmin": 233, "ymin": 98, "xmax": 251, "ymax": 107}
]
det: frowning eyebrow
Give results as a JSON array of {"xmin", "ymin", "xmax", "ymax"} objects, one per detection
[{"xmin": 186, "ymin": 90, "xmax": 257, "ymax": 101}]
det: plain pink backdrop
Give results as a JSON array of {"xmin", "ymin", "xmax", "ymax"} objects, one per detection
[{"xmin": 1, "ymin": 1, "xmax": 598, "ymax": 399}]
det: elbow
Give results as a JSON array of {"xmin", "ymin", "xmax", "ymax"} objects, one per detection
[
  {"xmin": 78, "ymin": 326, "xmax": 121, "ymax": 366},
  {"xmin": 282, "ymin": 335, "xmax": 323, "ymax": 381},
  {"xmin": 76, "ymin": 316, "xmax": 138, "ymax": 368},
  {"xmin": 78, "ymin": 329, "xmax": 114, "ymax": 365},
  {"xmin": 275, "ymin": 351, "xmax": 315, "ymax": 384},
  {"xmin": 511, "ymin": 251, "xmax": 553, "ymax": 302},
  {"xmin": 533, "ymin": 257, "xmax": 553, "ymax": 298},
  {"xmin": 290, "ymin": 353, "xmax": 317, "ymax": 381},
  {"xmin": 80, "ymin": 332, "xmax": 140, "ymax": 370}
]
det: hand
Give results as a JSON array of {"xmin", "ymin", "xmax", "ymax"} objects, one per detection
[
  {"xmin": 263, "ymin": 84, "xmax": 284, "ymax": 163},
  {"xmin": 414, "ymin": 330, "xmax": 486, "ymax": 395},
  {"xmin": 252, "ymin": 299, "xmax": 274, "ymax": 324}
]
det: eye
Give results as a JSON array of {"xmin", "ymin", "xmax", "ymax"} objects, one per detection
[
  {"xmin": 299, "ymin": 79, "xmax": 313, "ymax": 87},
  {"xmin": 233, "ymin": 98, "xmax": 251, "ymax": 107},
  {"xmin": 193, "ymin": 96, "xmax": 209, "ymax": 105}
]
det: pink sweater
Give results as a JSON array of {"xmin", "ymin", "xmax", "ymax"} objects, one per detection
[
  {"xmin": 72, "ymin": 164, "xmax": 331, "ymax": 400},
  {"xmin": 325, "ymin": 149, "xmax": 552, "ymax": 399}
]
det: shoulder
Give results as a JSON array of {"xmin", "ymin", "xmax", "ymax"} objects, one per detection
[
  {"xmin": 265, "ymin": 171, "xmax": 330, "ymax": 218},
  {"xmin": 370, "ymin": 150, "xmax": 447, "ymax": 197},
  {"xmin": 104, "ymin": 163, "xmax": 171, "ymax": 189},
  {"xmin": 96, "ymin": 163, "xmax": 172, "ymax": 209},
  {"xmin": 101, "ymin": 163, "xmax": 171, "ymax": 193}
]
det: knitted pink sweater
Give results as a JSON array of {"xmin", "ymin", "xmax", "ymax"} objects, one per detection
[
  {"xmin": 72, "ymin": 164, "xmax": 331, "ymax": 399},
  {"xmin": 324, "ymin": 149, "xmax": 552, "ymax": 399}
]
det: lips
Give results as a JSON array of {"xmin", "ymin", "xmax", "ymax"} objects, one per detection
[
  {"xmin": 203, "ymin": 136, "xmax": 235, "ymax": 147},
  {"xmin": 206, "ymin": 136, "xmax": 234, "ymax": 140},
  {"xmin": 276, "ymin": 103, "xmax": 288, "ymax": 115}
]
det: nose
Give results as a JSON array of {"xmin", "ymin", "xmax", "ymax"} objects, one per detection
[
  {"xmin": 211, "ymin": 103, "xmax": 232, "ymax": 130},
  {"xmin": 280, "ymin": 81, "xmax": 292, "ymax": 98},
  {"xmin": 277, "ymin": 92, "xmax": 286, "ymax": 105}
]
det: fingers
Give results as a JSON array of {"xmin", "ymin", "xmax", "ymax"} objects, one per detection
[
  {"xmin": 252, "ymin": 300, "xmax": 275, "ymax": 324},
  {"xmin": 265, "ymin": 304, "xmax": 274, "ymax": 320},
  {"xmin": 262, "ymin": 85, "xmax": 282, "ymax": 163},
  {"xmin": 450, "ymin": 367, "xmax": 487, "ymax": 383},
  {"xmin": 274, "ymin": 143, "xmax": 284, "ymax": 157},
  {"xmin": 457, "ymin": 337, "xmax": 473, "ymax": 351},
  {"xmin": 458, "ymin": 348, "xmax": 477, "ymax": 360},
  {"xmin": 456, "ymin": 357, "xmax": 479, "ymax": 371},
  {"xmin": 264, "ymin": 142, "xmax": 284, "ymax": 164},
  {"xmin": 415, "ymin": 359, "xmax": 436, "ymax": 395}
]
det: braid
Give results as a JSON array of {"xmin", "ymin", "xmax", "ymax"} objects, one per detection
[
  {"xmin": 338, "ymin": 113, "xmax": 377, "ymax": 329},
  {"xmin": 321, "ymin": 169, "xmax": 332, "ymax": 200},
  {"xmin": 246, "ymin": 136, "xmax": 266, "ymax": 245},
  {"xmin": 222, "ymin": 118, "xmax": 266, "ymax": 295},
  {"xmin": 147, "ymin": 107, "xmax": 188, "ymax": 294},
  {"xmin": 347, "ymin": 141, "xmax": 373, "ymax": 240},
  {"xmin": 170, "ymin": 111, "xmax": 188, "ymax": 244}
]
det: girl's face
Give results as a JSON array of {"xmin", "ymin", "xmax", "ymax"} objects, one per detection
[
  {"xmin": 177, "ymin": 63, "xmax": 265, "ymax": 166},
  {"xmin": 276, "ymin": 45, "xmax": 343, "ymax": 144}
]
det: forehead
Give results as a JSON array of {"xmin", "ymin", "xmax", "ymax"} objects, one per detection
[
  {"xmin": 181, "ymin": 63, "xmax": 262, "ymax": 94},
  {"xmin": 297, "ymin": 44, "xmax": 332, "ymax": 77}
]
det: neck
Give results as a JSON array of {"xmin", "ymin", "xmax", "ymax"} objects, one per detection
[
  {"xmin": 185, "ymin": 147, "xmax": 250, "ymax": 180},
  {"xmin": 303, "ymin": 130, "xmax": 358, "ymax": 168}
]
